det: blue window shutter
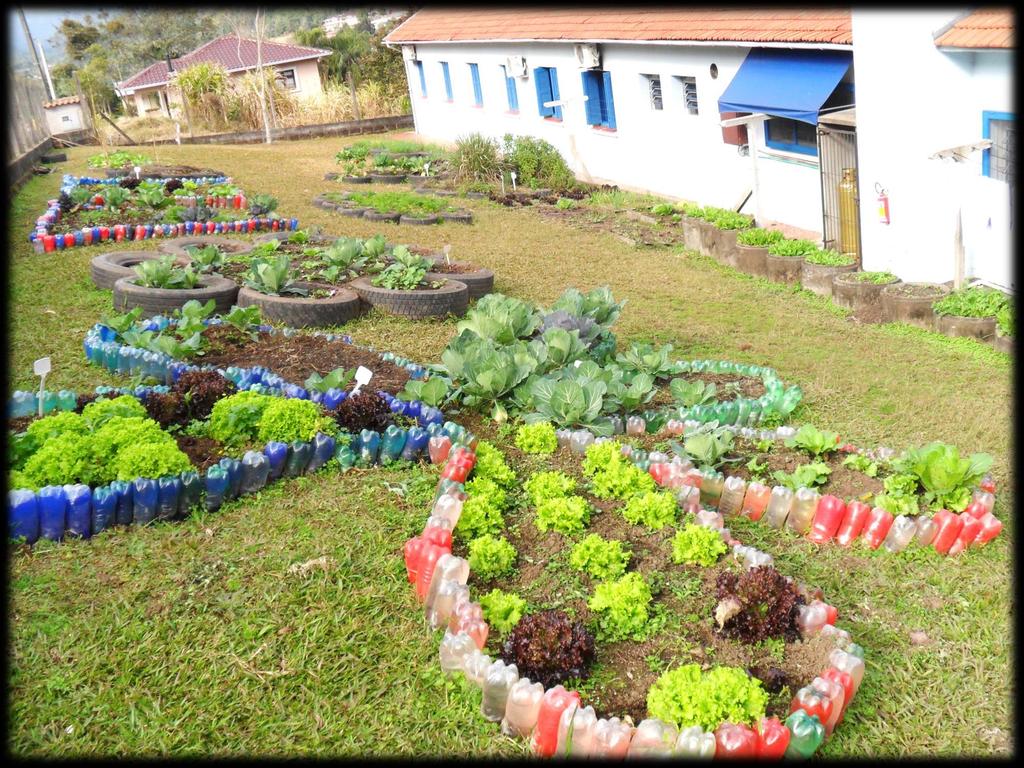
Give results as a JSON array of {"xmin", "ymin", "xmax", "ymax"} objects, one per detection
[
  {"xmin": 549, "ymin": 68, "xmax": 562, "ymax": 119},
  {"xmin": 415, "ymin": 61, "xmax": 426, "ymax": 97},
  {"xmin": 602, "ymin": 71, "xmax": 617, "ymax": 130},
  {"xmin": 581, "ymin": 71, "xmax": 601, "ymax": 125},
  {"xmin": 470, "ymin": 63, "xmax": 482, "ymax": 106},
  {"xmin": 506, "ymin": 69, "xmax": 519, "ymax": 111},
  {"xmin": 442, "ymin": 62, "xmax": 452, "ymax": 101},
  {"xmin": 534, "ymin": 67, "xmax": 552, "ymax": 117}
]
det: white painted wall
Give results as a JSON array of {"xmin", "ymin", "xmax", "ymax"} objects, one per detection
[
  {"xmin": 44, "ymin": 102, "xmax": 84, "ymax": 134},
  {"xmin": 403, "ymin": 41, "xmax": 830, "ymax": 235},
  {"xmin": 852, "ymin": 10, "xmax": 1014, "ymax": 288}
]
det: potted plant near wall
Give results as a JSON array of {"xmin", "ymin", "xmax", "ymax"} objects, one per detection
[
  {"xmin": 707, "ymin": 209, "xmax": 755, "ymax": 268},
  {"xmin": 800, "ymin": 248, "xmax": 859, "ymax": 297},
  {"xmin": 832, "ymin": 270, "xmax": 901, "ymax": 318},
  {"xmin": 350, "ymin": 247, "xmax": 469, "ymax": 318},
  {"xmin": 734, "ymin": 228, "xmax": 784, "ymax": 277},
  {"xmin": 113, "ymin": 254, "xmax": 238, "ymax": 315},
  {"xmin": 235, "ymin": 253, "xmax": 361, "ymax": 328},
  {"xmin": 765, "ymin": 238, "xmax": 816, "ymax": 284},
  {"xmin": 879, "ymin": 281, "xmax": 951, "ymax": 329},
  {"xmin": 679, "ymin": 203, "xmax": 706, "ymax": 253},
  {"xmin": 931, "ymin": 285, "xmax": 1008, "ymax": 341}
]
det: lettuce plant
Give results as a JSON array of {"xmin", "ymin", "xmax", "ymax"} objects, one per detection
[
  {"xmin": 570, "ymin": 534, "xmax": 630, "ymax": 581},
  {"xmin": 397, "ymin": 377, "xmax": 450, "ymax": 408},
  {"xmin": 479, "ymin": 589, "xmax": 527, "ymax": 634},
  {"xmin": 588, "ymin": 572, "xmax": 654, "ymax": 642},
  {"xmin": 771, "ymin": 462, "xmax": 831, "ymax": 491},
  {"xmin": 535, "ymin": 495, "xmax": 591, "ymax": 535},
  {"xmin": 615, "ymin": 341, "xmax": 681, "ymax": 379},
  {"xmin": 514, "ymin": 422, "xmax": 558, "ymax": 455},
  {"xmin": 473, "ymin": 441, "xmax": 517, "ymax": 489},
  {"xmin": 715, "ymin": 566, "xmax": 803, "ymax": 644},
  {"xmin": 455, "ymin": 496, "xmax": 505, "ymax": 541},
  {"xmin": 501, "ymin": 609, "xmax": 596, "ymax": 688},
  {"xmin": 785, "ymin": 424, "xmax": 840, "ymax": 458},
  {"xmin": 467, "ymin": 534, "xmax": 517, "ymax": 580},
  {"xmin": 583, "ymin": 442, "xmax": 656, "ymax": 500},
  {"xmin": 465, "ymin": 476, "xmax": 508, "ymax": 512},
  {"xmin": 622, "ymin": 490, "xmax": 678, "ymax": 530},
  {"xmin": 81, "ymin": 395, "xmax": 149, "ymax": 429},
  {"xmin": 207, "ymin": 391, "xmax": 275, "ymax": 446},
  {"xmin": 892, "ymin": 442, "xmax": 992, "ymax": 512},
  {"xmin": 873, "ymin": 472, "xmax": 921, "ymax": 516},
  {"xmin": 672, "ymin": 524, "xmax": 728, "ymax": 566},
  {"xmin": 842, "ymin": 453, "xmax": 879, "ymax": 477},
  {"xmin": 524, "ymin": 470, "xmax": 577, "ymax": 506},
  {"xmin": 256, "ymin": 398, "xmax": 336, "ymax": 444},
  {"xmin": 647, "ymin": 664, "xmax": 767, "ymax": 731}
]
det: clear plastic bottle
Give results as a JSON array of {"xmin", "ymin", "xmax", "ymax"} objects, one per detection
[
  {"xmin": 481, "ymin": 659, "xmax": 519, "ymax": 722},
  {"xmin": 425, "ymin": 556, "xmax": 469, "ymax": 623},
  {"xmin": 625, "ymin": 416, "xmax": 646, "ymax": 436},
  {"xmin": 783, "ymin": 710, "xmax": 825, "ymax": 758},
  {"xmin": 555, "ymin": 703, "xmax": 598, "ymax": 756},
  {"xmin": 810, "ymin": 676, "xmax": 845, "ymax": 736},
  {"xmin": 763, "ymin": 486, "xmax": 794, "ymax": 529},
  {"xmin": 627, "ymin": 719, "xmax": 678, "ymax": 757},
  {"xmin": 501, "ymin": 677, "xmax": 544, "ymax": 738},
  {"xmin": 676, "ymin": 724, "xmax": 716, "ymax": 756},
  {"xmin": 555, "ymin": 429, "xmax": 572, "ymax": 450},
  {"xmin": 756, "ymin": 716, "xmax": 790, "ymax": 757},
  {"xmin": 882, "ymin": 515, "xmax": 916, "ymax": 553},
  {"xmin": 432, "ymin": 492, "xmax": 465, "ymax": 528},
  {"xmin": 699, "ymin": 470, "xmax": 725, "ymax": 507},
  {"xmin": 569, "ymin": 429, "xmax": 595, "ymax": 455},
  {"xmin": 787, "ymin": 487, "xmax": 819, "ymax": 535},
  {"xmin": 675, "ymin": 485, "xmax": 701, "ymax": 515},
  {"xmin": 695, "ymin": 509, "xmax": 724, "ymax": 530},
  {"xmin": 718, "ymin": 476, "xmax": 747, "ymax": 517},
  {"xmin": 439, "ymin": 630, "xmax": 477, "ymax": 675},
  {"xmin": 796, "ymin": 601, "xmax": 829, "ymax": 638},
  {"xmin": 591, "ymin": 716, "xmax": 632, "ymax": 757},
  {"xmin": 828, "ymin": 648, "xmax": 865, "ymax": 694},
  {"xmin": 156, "ymin": 476, "xmax": 181, "ymax": 521},
  {"xmin": 463, "ymin": 648, "xmax": 492, "ymax": 687},
  {"xmin": 429, "ymin": 581, "xmax": 469, "ymax": 631},
  {"xmin": 531, "ymin": 686, "xmax": 581, "ymax": 757}
]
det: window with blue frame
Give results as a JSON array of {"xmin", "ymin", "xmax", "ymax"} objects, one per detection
[
  {"xmin": 534, "ymin": 66, "xmax": 562, "ymax": 120},
  {"xmin": 581, "ymin": 70, "xmax": 617, "ymax": 130},
  {"xmin": 440, "ymin": 61, "xmax": 452, "ymax": 101},
  {"xmin": 982, "ymin": 110, "xmax": 1015, "ymax": 185},
  {"xmin": 763, "ymin": 117, "xmax": 818, "ymax": 156},
  {"xmin": 414, "ymin": 60, "xmax": 426, "ymax": 98},
  {"xmin": 469, "ymin": 63, "xmax": 483, "ymax": 106},
  {"xmin": 502, "ymin": 65, "xmax": 519, "ymax": 113}
]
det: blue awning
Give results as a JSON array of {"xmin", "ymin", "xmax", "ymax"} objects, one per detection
[{"xmin": 717, "ymin": 48, "xmax": 852, "ymax": 125}]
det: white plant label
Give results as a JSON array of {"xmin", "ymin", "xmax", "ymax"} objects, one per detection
[
  {"xmin": 510, "ymin": 171, "xmax": 517, "ymax": 191},
  {"xmin": 424, "ymin": 161, "xmax": 430, "ymax": 177},
  {"xmin": 34, "ymin": 356, "xmax": 51, "ymax": 417},
  {"xmin": 351, "ymin": 365, "xmax": 374, "ymax": 395},
  {"xmin": 443, "ymin": 244, "xmax": 452, "ymax": 265},
  {"xmin": 133, "ymin": 165, "xmax": 141, "ymax": 180}
]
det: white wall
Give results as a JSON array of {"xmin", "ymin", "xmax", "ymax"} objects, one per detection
[
  {"xmin": 44, "ymin": 103, "xmax": 84, "ymax": 134},
  {"xmin": 403, "ymin": 41, "xmax": 829, "ymax": 234},
  {"xmin": 852, "ymin": 10, "xmax": 1014, "ymax": 287}
]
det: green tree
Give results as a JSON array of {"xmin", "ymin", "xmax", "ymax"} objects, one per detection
[{"xmin": 293, "ymin": 26, "xmax": 370, "ymax": 84}]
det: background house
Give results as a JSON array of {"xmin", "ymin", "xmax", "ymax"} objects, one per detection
[
  {"xmin": 42, "ymin": 95, "xmax": 85, "ymax": 134},
  {"xmin": 118, "ymin": 35, "xmax": 331, "ymax": 118}
]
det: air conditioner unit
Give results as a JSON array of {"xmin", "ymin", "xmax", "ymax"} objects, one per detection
[
  {"xmin": 401, "ymin": 45, "xmax": 417, "ymax": 62},
  {"xmin": 575, "ymin": 43, "xmax": 600, "ymax": 69},
  {"xmin": 506, "ymin": 55, "xmax": 527, "ymax": 78}
]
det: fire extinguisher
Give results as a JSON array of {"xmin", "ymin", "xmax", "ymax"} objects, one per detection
[{"xmin": 875, "ymin": 183, "xmax": 890, "ymax": 225}]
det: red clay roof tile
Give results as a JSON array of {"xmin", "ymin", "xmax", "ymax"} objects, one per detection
[{"xmin": 935, "ymin": 9, "xmax": 1014, "ymax": 49}]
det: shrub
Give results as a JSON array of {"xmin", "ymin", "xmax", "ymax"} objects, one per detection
[
  {"xmin": 467, "ymin": 534, "xmax": 517, "ymax": 580},
  {"xmin": 501, "ymin": 134, "xmax": 577, "ymax": 191},
  {"xmin": 257, "ymin": 398, "xmax": 336, "ymax": 444},
  {"xmin": 524, "ymin": 470, "xmax": 576, "ymax": 506},
  {"xmin": 715, "ymin": 566, "xmax": 803, "ymax": 643},
  {"xmin": 647, "ymin": 664, "xmax": 767, "ymax": 731},
  {"xmin": 331, "ymin": 391, "xmax": 392, "ymax": 434},
  {"xmin": 514, "ymin": 422, "xmax": 558, "ymax": 454},
  {"xmin": 473, "ymin": 441, "xmax": 517, "ymax": 488},
  {"xmin": 569, "ymin": 534, "xmax": 630, "ymax": 581},
  {"xmin": 81, "ymin": 395, "xmax": 148, "ymax": 429},
  {"xmin": 672, "ymin": 524, "xmax": 728, "ymax": 566},
  {"xmin": 621, "ymin": 490, "xmax": 678, "ymax": 530},
  {"xmin": 479, "ymin": 589, "xmax": 527, "ymax": 634},
  {"xmin": 804, "ymin": 248, "xmax": 856, "ymax": 267},
  {"xmin": 455, "ymin": 496, "xmax": 505, "ymax": 541},
  {"xmin": 535, "ymin": 494, "xmax": 591, "ymax": 535},
  {"xmin": 736, "ymin": 228, "xmax": 785, "ymax": 247},
  {"xmin": 501, "ymin": 609, "xmax": 596, "ymax": 688},
  {"xmin": 207, "ymin": 391, "xmax": 274, "ymax": 446},
  {"xmin": 767, "ymin": 238, "xmax": 818, "ymax": 258},
  {"xmin": 452, "ymin": 133, "xmax": 504, "ymax": 184},
  {"xmin": 933, "ymin": 285, "xmax": 1010, "ymax": 318},
  {"xmin": 588, "ymin": 572, "xmax": 654, "ymax": 642}
]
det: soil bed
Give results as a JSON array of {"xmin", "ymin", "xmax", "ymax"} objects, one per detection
[
  {"xmin": 174, "ymin": 434, "xmax": 226, "ymax": 472},
  {"xmin": 198, "ymin": 325, "xmax": 411, "ymax": 393}
]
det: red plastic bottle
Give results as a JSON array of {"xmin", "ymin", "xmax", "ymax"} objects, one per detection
[
  {"xmin": 790, "ymin": 685, "xmax": 833, "ymax": 734},
  {"xmin": 43, "ymin": 235, "xmax": 56, "ymax": 252},
  {"xmin": 64, "ymin": 233, "xmax": 76, "ymax": 248},
  {"xmin": 714, "ymin": 722, "xmax": 758, "ymax": 757},
  {"xmin": 946, "ymin": 512, "xmax": 982, "ymax": 556},
  {"xmin": 114, "ymin": 224, "xmax": 126, "ymax": 242},
  {"xmin": 755, "ymin": 716, "xmax": 790, "ymax": 758},
  {"xmin": 964, "ymin": 500, "xmax": 988, "ymax": 520},
  {"xmin": 415, "ymin": 543, "xmax": 449, "ymax": 601},
  {"xmin": 930, "ymin": 509, "xmax": 963, "ymax": 555},
  {"xmin": 821, "ymin": 667, "xmax": 854, "ymax": 723},
  {"xmin": 428, "ymin": 436, "xmax": 453, "ymax": 464},
  {"xmin": 807, "ymin": 495, "xmax": 846, "ymax": 544},
  {"xmin": 973, "ymin": 513, "xmax": 1002, "ymax": 546},
  {"xmin": 834, "ymin": 501, "xmax": 870, "ymax": 546},
  {"xmin": 861, "ymin": 506, "xmax": 894, "ymax": 549},
  {"xmin": 403, "ymin": 536, "xmax": 426, "ymax": 583},
  {"xmin": 531, "ymin": 686, "xmax": 581, "ymax": 757},
  {"xmin": 740, "ymin": 482, "xmax": 771, "ymax": 521}
]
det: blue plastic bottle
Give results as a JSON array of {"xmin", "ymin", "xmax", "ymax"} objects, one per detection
[
  {"xmin": 91, "ymin": 486, "xmax": 116, "ymax": 535},
  {"xmin": 264, "ymin": 441, "xmax": 288, "ymax": 481},
  {"xmin": 38, "ymin": 485, "xmax": 67, "ymax": 541},
  {"xmin": 322, "ymin": 388, "xmax": 345, "ymax": 410},
  {"xmin": 240, "ymin": 451, "xmax": 271, "ymax": 494},
  {"xmin": 358, "ymin": 429, "xmax": 381, "ymax": 466},
  {"xmin": 284, "ymin": 441, "xmax": 313, "ymax": 477},
  {"xmin": 404, "ymin": 400, "xmax": 422, "ymax": 420},
  {"xmin": 56, "ymin": 390, "xmax": 77, "ymax": 411},
  {"xmin": 8, "ymin": 489, "xmax": 40, "ymax": 544},
  {"xmin": 132, "ymin": 478, "xmax": 159, "ymax": 525},
  {"xmin": 156, "ymin": 476, "xmax": 182, "ymax": 521},
  {"xmin": 219, "ymin": 457, "xmax": 244, "ymax": 500},
  {"xmin": 179, "ymin": 471, "xmax": 203, "ymax": 516},
  {"xmin": 204, "ymin": 466, "xmax": 229, "ymax": 511},
  {"xmin": 307, "ymin": 433, "xmax": 336, "ymax": 474},
  {"xmin": 110, "ymin": 480, "xmax": 133, "ymax": 525},
  {"xmin": 380, "ymin": 425, "xmax": 407, "ymax": 464},
  {"xmin": 63, "ymin": 483, "xmax": 92, "ymax": 539},
  {"xmin": 401, "ymin": 426, "xmax": 430, "ymax": 461}
]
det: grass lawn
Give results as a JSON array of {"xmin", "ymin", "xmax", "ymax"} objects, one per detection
[{"xmin": 6, "ymin": 137, "xmax": 1013, "ymax": 757}]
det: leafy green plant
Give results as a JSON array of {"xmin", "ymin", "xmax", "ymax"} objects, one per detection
[
  {"xmin": 647, "ymin": 664, "xmax": 767, "ymax": 731},
  {"xmin": 133, "ymin": 255, "xmax": 200, "ymax": 289},
  {"xmin": 500, "ymin": 609, "xmax": 596, "ymax": 689},
  {"xmin": 767, "ymin": 238, "xmax": 818, "ymax": 258},
  {"xmin": 184, "ymin": 245, "xmax": 225, "ymax": 273},
  {"xmin": 136, "ymin": 187, "xmax": 168, "ymax": 208},
  {"xmin": 221, "ymin": 305, "xmax": 262, "ymax": 338},
  {"xmin": 535, "ymin": 495, "xmax": 591, "ymax": 535},
  {"xmin": 467, "ymin": 534, "xmax": 517, "ymax": 580},
  {"xmin": 465, "ymin": 476, "xmax": 508, "ymax": 512},
  {"xmin": 479, "ymin": 589, "xmax": 527, "ymax": 634},
  {"xmin": 570, "ymin": 534, "xmax": 631, "ymax": 581},
  {"xmin": 524, "ymin": 377, "xmax": 611, "ymax": 435},
  {"xmin": 682, "ymin": 203, "xmax": 706, "ymax": 219},
  {"xmin": 112, "ymin": 441, "xmax": 193, "ymax": 482},
  {"xmin": 455, "ymin": 293, "xmax": 540, "ymax": 344},
  {"xmin": 582, "ymin": 441, "xmax": 656, "ymax": 500},
  {"xmin": 622, "ymin": 490, "xmax": 678, "ymax": 530},
  {"xmin": 588, "ymin": 572, "xmax": 655, "ymax": 642},
  {"xmin": 100, "ymin": 306, "xmax": 144, "ymax": 337},
  {"xmin": 536, "ymin": 328, "xmax": 589, "ymax": 371},
  {"xmin": 746, "ymin": 456, "xmax": 770, "ymax": 482},
  {"xmin": 318, "ymin": 237, "xmax": 368, "ymax": 282},
  {"xmin": 244, "ymin": 254, "xmax": 308, "ymax": 296},
  {"xmin": 69, "ymin": 187, "xmax": 94, "ymax": 206},
  {"xmin": 556, "ymin": 197, "xmax": 577, "ymax": 210},
  {"xmin": 304, "ymin": 367, "xmax": 356, "ymax": 394},
  {"xmin": 615, "ymin": 342, "xmax": 680, "ymax": 379},
  {"xmin": 708, "ymin": 210, "xmax": 754, "ymax": 231},
  {"xmin": 736, "ymin": 228, "xmax": 785, "ymax": 247},
  {"xmin": 348, "ymin": 190, "xmax": 447, "ymax": 217},
  {"xmin": 849, "ymin": 270, "xmax": 899, "ymax": 284},
  {"xmin": 248, "ymin": 194, "xmax": 279, "ymax": 216},
  {"xmin": 842, "ymin": 453, "xmax": 879, "ymax": 477},
  {"xmin": 441, "ymin": 334, "xmax": 541, "ymax": 422},
  {"xmin": 524, "ymin": 470, "xmax": 577, "ymax": 506},
  {"xmin": 501, "ymin": 133, "xmax": 577, "ymax": 191},
  {"xmin": 87, "ymin": 150, "xmax": 151, "ymax": 168},
  {"xmin": 772, "ymin": 462, "xmax": 831, "ymax": 490},
  {"xmin": 650, "ymin": 203, "xmax": 676, "ymax": 217},
  {"xmin": 455, "ymin": 496, "xmax": 505, "ymax": 541},
  {"xmin": 670, "ymin": 378, "xmax": 718, "ymax": 408},
  {"xmin": 786, "ymin": 424, "xmax": 840, "ymax": 458},
  {"xmin": 933, "ymin": 286, "xmax": 1010, "ymax": 318},
  {"xmin": 804, "ymin": 248, "xmax": 856, "ymax": 267},
  {"xmin": 550, "ymin": 286, "xmax": 625, "ymax": 329},
  {"xmin": 81, "ymin": 395, "xmax": 149, "ymax": 429},
  {"xmin": 174, "ymin": 299, "xmax": 217, "ymax": 337},
  {"xmin": 472, "ymin": 441, "xmax": 517, "ymax": 489},
  {"xmin": 672, "ymin": 524, "xmax": 728, "ymax": 566},
  {"xmin": 371, "ymin": 246, "xmax": 434, "ymax": 290},
  {"xmin": 892, "ymin": 442, "xmax": 992, "ymax": 511},
  {"xmin": 207, "ymin": 391, "xmax": 274, "ymax": 447},
  {"xmin": 396, "ymin": 377, "xmax": 450, "ymax": 408},
  {"xmin": 671, "ymin": 423, "xmax": 737, "ymax": 472},
  {"xmin": 873, "ymin": 472, "xmax": 921, "ymax": 516},
  {"xmin": 515, "ymin": 422, "xmax": 558, "ymax": 455},
  {"xmin": 996, "ymin": 301, "xmax": 1014, "ymax": 337},
  {"xmin": 102, "ymin": 186, "xmax": 132, "ymax": 208}
]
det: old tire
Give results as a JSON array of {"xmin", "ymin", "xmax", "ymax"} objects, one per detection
[
  {"xmin": 323, "ymin": 172, "xmax": 340, "ymax": 180},
  {"xmin": 312, "ymin": 195, "xmax": 339, "ymax": 210},
  {"xmin": 424, "ymin": 264, "xmax": 494, "ymax": 301},
  {"xmin": 235, "ymin": 284, "xmax": 361, "ymax": 328},
  {"xmin": 336, "ymin": 206, "xmax": 369, "ymax": 218},
  {"xmin": 440, "ymin": 210, "xmax": 473, "ymax": 224},
  {"xmin": 112, "ymin": 275, "xmax": 239, "ymax": 316},
  {"xmin": 363, "ymin": 210, "xmax": 401, "ymax": 223},
  {"xmin": 399, "ymin": 214, "xmax": 441, "ymax": 225},
  {"xmin": 91, "ymin": 250, "xmax": 186, "ymax": 291},
  {"xmin": 342, "ymin": 176, "xmax": 372, "ymax": 184},
  {"xmin": 159, "ymin": 236, "xmax": 252, "ymax": 258},
  {"xmin": 350, "ymin": 276, "xmax": 469, "ymax": 318},
  {"xmin": 369, "ymin": 173, "xmax": 408, "ymax": 184}
]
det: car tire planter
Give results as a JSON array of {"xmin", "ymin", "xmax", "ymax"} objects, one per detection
[
  {"xmin": 159, "ymin": 236, "xmax": 252, "ymax": 258},
  {"xmin": 831, "ymin": 273, "xmax": 900, "ymax": 314},
  {"xmin": 363, "ymin": 210, "xmax": 401, "ymax": 223},
  {"xmin": 112, "ymin": 275, "xmax": 239, "ymax": 315},
  {"xmin": 440, "ymin": 210, "xmax": 474, "ymax": 224},
  {"xmin": 936, "ymin": 314, "xmax": 997, "ymax": 341},
  {"xmin": 800, "ymin": 262, "xmax": 858, "ymax": 298},
  {"xmin": 734, "ymin": 244, "xmax": 769, "ymax": 277},
  {"xmin": 880, "ymin": 283, "xmax": 951, "ymax": 329},
  {"xmin": 765, "ymin": 255, "xmax": 805, "ymax": 285},
  {"xmin": 90, "ymin": 251, "xmax": 187, "ymax": 291},
  {"xmin": 312, "ymin": 195, "xmax": 338, "ymax": 210},
  {"xmin": 323, "ymin": 172, "xmax": 340, "ymax": 181},
  {"xmin": 235, "ymin": 283, "xmax": 362, "ymax": 328},
  {"xmin": 350, "ymin": 277, "xmax": 470, "ymax": 319},
  {"xmin": 369, "ymin": 173, "xmax": 408, "ymax": 184},
  {"xmin": 399, "ymin": 214, "xmax": 442, "ymax": 226},
  {"xmin": 342, "ymin": 175, "xmax": 373, "ymax": 184},
  {"xmin": 424, "ymin": 264, "xmax": 495, "ymax": 301}
]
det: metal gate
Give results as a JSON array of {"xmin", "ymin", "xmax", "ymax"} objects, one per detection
[{"xmin": 817, "ymin": 124, "xmax": 861, "ymax": 262}]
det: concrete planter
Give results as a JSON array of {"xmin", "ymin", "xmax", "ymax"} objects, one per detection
[
  {"xmin": 880, "ymin": 282, "xmax": 951, "ymax": 329},
  {"xmin": 991, "ymin": 332, "xmax": 1013, "ymax": 355},
  {"xmin": 831, "ymin": 273, "xmax": 900, "ymax": 314},
  {"xmin": 800, "ymin": 261, "xmax": 858, "ymax": 297},
  {"xmin": 936, "ymin": 313, "xmax": 997, "ymax": 341},
  {"xmin": 681, "ymin": 216, "xmax": 703, "ymax": 252},
  {"xmin": 765, "ymin": 254, "xmax": 804, "ymax": 285},
  {"xmin": 734, "ymin": 244, "xmax": 769, "ymax": 277},
  {"xmin": 714, "ymin": 229, "xmax": 741, "ymax": 267},
  {"xmin": 697, "ymin": 220, "xmax": 718, "ymax": 258}
]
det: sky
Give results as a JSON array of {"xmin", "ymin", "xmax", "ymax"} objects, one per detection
[{"xmin": 9, "ymin": 8, "xmax": 96, "ymax": 58}]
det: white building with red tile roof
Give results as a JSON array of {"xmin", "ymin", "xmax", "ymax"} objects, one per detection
[{"xmin": 117, "ymin": 35, "xmax": 331, "ymax": 118}]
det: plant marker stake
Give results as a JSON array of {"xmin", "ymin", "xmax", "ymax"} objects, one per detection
[
  {"xmin": 443, "ymin": 244, "xmax": 452, "ymax": 266},
  {"xmin": 500, "ymin": 174, "xmax": 505, "ymax": 195},
  {"xmin": 424, "ymin": 161, "xmax": 430, "ymax": 178},
  {"xmin": 34, "ymin": 357, "xmax": 51, "ymax": 418},
  {"xmin": 510, "ymin": 171, "xmax": 517, "ymax": 192},
  {"xmin": 134, "ymin": 165, "xmax": 141, "ymax": 180},
  {"xmin": 350, "ymin": 366, "xmax": 374, "ymax": 396}
]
